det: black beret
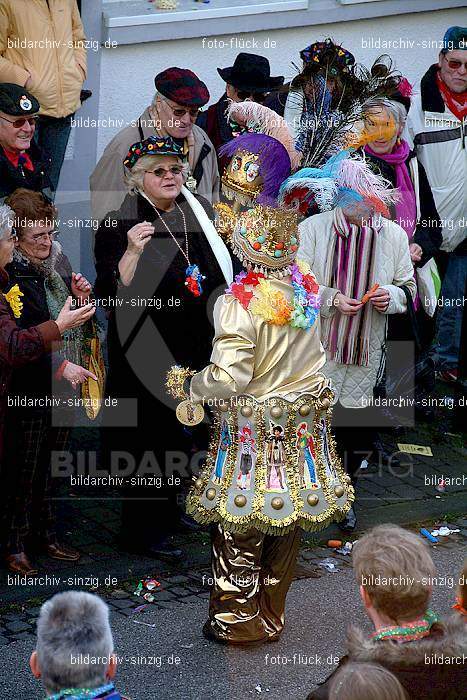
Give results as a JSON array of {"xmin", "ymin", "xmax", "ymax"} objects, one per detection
[{"xmin": 0, "ymin": 83, "xmax": 40, "ymax": 116}]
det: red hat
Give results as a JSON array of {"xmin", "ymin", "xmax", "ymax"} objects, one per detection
[{"xmin": 154, "ymin": 67, "xmax": 210, "ymax": 106}]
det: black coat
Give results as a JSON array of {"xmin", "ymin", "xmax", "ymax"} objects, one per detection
[
  {"xmin": 364, "ymin": 149, "xmax": 442, "ymax": 268},
  {"xmin": 5, "ymin": 248, "xmax": 71, "ymax": 408},
  {"xmin": 0, "ymin": 141, "xmax": 53, "ymax": 200}
]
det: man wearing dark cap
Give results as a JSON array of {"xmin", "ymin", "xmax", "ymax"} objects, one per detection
[
  {"xmin": 266, "ymin": 38, "xmax": 355, "ymax": 134},
  {"xmin": 90, "ymin": 67, "xmax": 219, "ymax": 223},
  {"xmin": 197, "ymin": 52, "xmax": 283, "ymax": 160},
  {"xmin": 406, "ymin": 26, "xmax": 467, "ymax": 385},
  {"xmin": 0, "ymin": 83, "xmax": 52, "ymax": 201}
]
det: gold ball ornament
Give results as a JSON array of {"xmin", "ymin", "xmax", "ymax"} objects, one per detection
[
  {"xmin": 271, "ymin": 497, "xmax": 284, "ymax": 510},
  {"xmin": 334, "ymin": 485, "xmax": 344, "ymax": 498},
  {"xmin": 344, "ymin": 474, "xmax": 352, "ymax": 484},
  {"xmin": 319, "ymin": 397, "xmax": 331, "ymax": 410},
  {"xmin": 307, "ymin": 494, "xmax": 319, "ymax": 506},
  {"xmin": 270, "ymin": 405, "xmax": 283, "ymax": 419},
  {"xmin": 241, "ymin": 405, "xmax": 253, "ymax": 417},
  {"xmin": 234, "ymin": 494, "xmax": 247, "ymax": 507},
  {"xmin": 205, "ymin": 488, "xmax": 217, "ymax": 501},
  {"xmin": 194, "ymin": 478, "xmax": 204, "ymax": 490},
  {"xmin": 299, "ymin": 404, "xmax": 311, "ymax": 417}
]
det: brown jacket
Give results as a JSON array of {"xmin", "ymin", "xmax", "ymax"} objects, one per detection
[
  {"xmin": 307, "ymin": 615, "xmax": 467, "ymax": 700},
  {"xmin": 0, "ymin": 269, "xmax": 61, "ymax": 460},
  {"xmin": 0, "ymin": 0, "xmax": 86, "ymax": 118},
  {"xmin": 90, "ymin": 108, "xmax": 220, "ymax": 223}
]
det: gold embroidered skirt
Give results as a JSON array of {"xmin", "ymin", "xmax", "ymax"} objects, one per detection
[{"xmin": 187, "ymin": 386, "xmax": 354, "ymax": 535}]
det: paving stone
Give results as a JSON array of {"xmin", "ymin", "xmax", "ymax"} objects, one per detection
[
  {"xmin": 0, "ymin": 636, "xmax": 9, "ymax": 645},
  {"xmin": 5, "ymin": 620, "xmax": 31, "ymax": 633},
  {"xmin": 27, "ymin": 607, "xmax": 41, "ymax": 616},
  {"xmin": 167, "ymin": 586, "xmax": 190, "ymax": 597},
  {"xmin": 152, "ymin": 590, "xmax": 176, "ymax": 602},
  {"xmin": 109, "ymin": 599, "xmax": 134, "ymax": 609},
  {"xmin": 111, "ymin": 589, "xmax": 131, "ymax": 599},
  {"xmin": 164, "ymin": 575, "xmax": 189, "ymax": 584},
  {"xmin": 2, "ymin": 613, "xmax": 26, "ymax": 622},
  {"xmin": 11, "ymin": 632, "xmax": 33, "ymax": 641}
]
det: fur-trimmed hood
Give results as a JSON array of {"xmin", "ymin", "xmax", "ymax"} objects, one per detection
[{"xmin": 346, "ymin": 614, "xmax": 466, "ymax": 667}]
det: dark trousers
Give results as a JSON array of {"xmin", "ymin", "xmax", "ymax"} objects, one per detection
[
  {"xmin": 332, "ymin": 406, "xmax": 378, "ymax": 480},
  {"xmin": 35, "ymin": 114, "xmax": 73, "ymax": 193},
  {"xmin": 3, "ymin": 414, "xmax": 69, "ymax": 553}
]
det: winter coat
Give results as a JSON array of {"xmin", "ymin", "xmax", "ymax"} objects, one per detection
[
  {"xmin": 0, "ymin": 0, "xmax": 86, "ymax": 118},
  {"xmin": 0, "ymin": 140, "xmax": 53, "ymax": 201},
  {"xmin": 0, "ymin": 268, "xmax": 61, "ymax": 460},
  {"xmin": 5, "ymin": 243, "xmax": 71, "ymax": 410},
  {"xmin": 299, "ymin": 210, "xmax": 416, "ymax": 408},
  {"xmin": 90, "ymin": 108, "xmax": 220, "ymax": 223},
  {"xmin": 405, "ymin": 64, "xmax": 466, "ymax": 254},
  {"xmin": 364, "ymin": 148, "xmax": 443, "ymax": 267},
  {"xmin": 306, "ymin": 614, "xmax": 467, "ymax": 699}
]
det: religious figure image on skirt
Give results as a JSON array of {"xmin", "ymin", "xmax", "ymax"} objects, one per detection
[{"xmin": 166, "ymin": 108, "xmax": 353, "ymax": 645}]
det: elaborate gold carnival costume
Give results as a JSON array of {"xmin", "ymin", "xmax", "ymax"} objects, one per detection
[{"xmin": 167, "ymin": 103, "xmax": 353, "ymax": 645}]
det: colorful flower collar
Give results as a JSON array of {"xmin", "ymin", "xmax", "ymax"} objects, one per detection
[
  {"xmin": 47, "ymin": 683, "xmax": 120, "ymax": 700},
  {"xmin": 226, "ymin": 260, "xmax": 320, "ymax": 330},
  {"xmin": 371, "ymin": 609, "xmax": 439, "ymax": 643}
]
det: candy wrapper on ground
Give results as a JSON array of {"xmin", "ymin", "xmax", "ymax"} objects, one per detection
[{"xmin": 134, "ymin": 577, "xmax": 161, "ymax": 603}]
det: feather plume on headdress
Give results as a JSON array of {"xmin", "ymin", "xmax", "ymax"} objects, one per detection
[
  {"xmin": 292, "ymin": 54, "xmax": 402, "ymax": 168},
  {"xmin": 227, "ymin": 100, "xmax": 302, "ymax": 170}
]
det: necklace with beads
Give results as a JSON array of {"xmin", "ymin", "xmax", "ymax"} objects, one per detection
[
  {"xmin": 139, "ymin": 189, "xmax": 206, "ymax": 297},
  {"xmin": 371, "ymin": 609, "xmax": 439, "ymax": 643},
  {"xmin": 46, "ymin": 682, "xmax": 119, "ymax": 699}
]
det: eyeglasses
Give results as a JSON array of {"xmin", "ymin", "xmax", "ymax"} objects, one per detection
[
  {"xmin": 6, "ymin": 227, "xmax": 18, "ymax": 242},
  {"xmin": 0, "ymin": 115, "xmax": 38, "ymax": 129},
  {"xmin": 147, "ymin": 166, "xmax": 184, "ymax": 178},
  {"xmin": 443, "ymin": 55, "xmax": 467, "ymax": 71},
  {"xmin": 161, "ymin": 99, "xmax": 199, "ymax": 119},
  {"xmin": 30, "ymin": 230, "xmax": 59, "ymax": 242},
  {"xmin": 237, "ymin": 91, "xmax": 268, "ymax": 103}
]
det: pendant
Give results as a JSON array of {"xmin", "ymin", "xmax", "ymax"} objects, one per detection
[
  {"xmin": 185, "ymin": 264, "xmax": 206, "ymax": 297},
  {"xmin": 176, "ymin": 399, "xmax": 205, "ymax": 426},
  {"xmin": 185, "ymin": 174, "xmax": 197, "ymax": 192}
]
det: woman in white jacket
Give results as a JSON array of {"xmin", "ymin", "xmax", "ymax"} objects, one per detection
[{"xmin": 299, "ymin": 200, "xmax": 416, "ymax": 529}]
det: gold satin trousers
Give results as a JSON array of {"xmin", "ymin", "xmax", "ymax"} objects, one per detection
[{"xmin": 206, "ymin": 524, "xmax": 302, "ymax": 644}]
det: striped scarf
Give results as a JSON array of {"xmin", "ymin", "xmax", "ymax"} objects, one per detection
[{"xmin": 322, "ymin": 208, "xmax": 379, "ymax": 367}]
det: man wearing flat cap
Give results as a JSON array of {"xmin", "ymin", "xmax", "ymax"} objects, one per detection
[
  {"xmin": 90, "ymin": 67, "xmax": 219, "ymax": 224},
  {"xmin": 197, "ymin": 52, "xmax": 284, "ymax": 160},
  {"xmin": 0, "ymin": 83, "xmax": 52, "ymax": 201}
]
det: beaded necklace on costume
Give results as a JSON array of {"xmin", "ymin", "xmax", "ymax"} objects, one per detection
[
  {"xmin": 227, "ymin": 259, "xmax": 320, "ymax": 329},
  {"xmin": 371, "ymin": 609, "xmax": 439, "ymax": 643},
  {"xmin": 46, "ymin": 682, "xmax": 119, "ymax": 700},
  {"xmin": 138, "ymin": 189, "xmax": 206, "ymax": 297}
]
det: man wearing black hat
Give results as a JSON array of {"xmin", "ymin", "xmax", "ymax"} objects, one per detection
[
  {"xmin": 0, "ymin": 83, "xmax": 52, "ymax": 201},
  {"xmin": 90, "ymin": 68, "xmax": 219, "ymax": 224},
  {"xmin": 197, "ymin": 53, "xmax": 284, "ymax": 160}
]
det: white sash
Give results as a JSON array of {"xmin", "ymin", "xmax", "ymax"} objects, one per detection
[{"xmin": 181, "ymin": 186, "xmax": 233, "ymax": 285}]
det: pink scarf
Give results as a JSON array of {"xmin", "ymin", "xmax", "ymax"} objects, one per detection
[{"xmin": 365, "ymin": 140, "xmax": 416, "ymax": 238}]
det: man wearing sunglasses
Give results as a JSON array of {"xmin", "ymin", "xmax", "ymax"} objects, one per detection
[
  {"xmin": 0, "ymin": 83, "xmax": 52, "ymax": 201},
  {"xmin": 197, "ymin": 52, "xmax": 284, "ymax": 165},
  {"xmin": 406, "ymin": 26, "xmax": 467, "ymax": 386},
  {"xmin": 90, "ymin": 67, "xmax": 219, "ymax": 224}
]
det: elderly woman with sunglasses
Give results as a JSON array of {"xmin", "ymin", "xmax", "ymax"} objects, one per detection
[
  {"xmin": 0, "ymin": 84, "xmax": 53, "ymax": 201},
  {"xmin": 0, "ymin": 200, "xmax": 94, "ymax": 575},
  {"xmin": 94, "ymin": 135, "xmax": 233, "ymax": 561},
  {"xmin": 3, "ymin": 188, "xmax": 97, "ymax": 575}
]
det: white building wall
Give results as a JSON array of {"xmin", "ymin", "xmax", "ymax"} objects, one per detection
[{"xmin": 97, "ymin": 8, "xmax": 461, "ymax": 157}]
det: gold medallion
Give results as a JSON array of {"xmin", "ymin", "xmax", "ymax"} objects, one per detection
[{"xmin": 176, "ymin": 399, "xmax": 205, "ymax": 426}]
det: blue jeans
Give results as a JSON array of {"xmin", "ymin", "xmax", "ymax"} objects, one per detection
[
  {"xmin": 35, "ymin": 114, "xmax": 73, "ymax": 194},
  {"xmin": 434, "ymin": 252, "xmax": 467, "ymax": 370}
]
